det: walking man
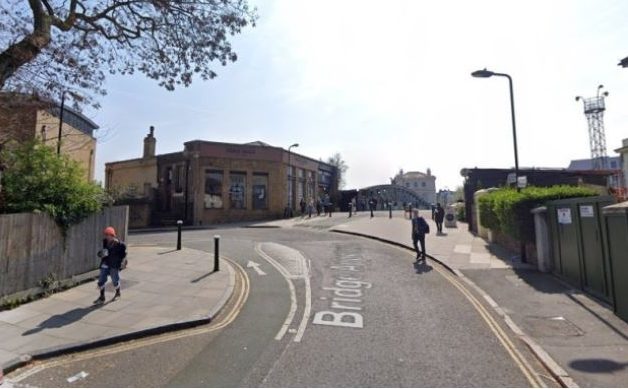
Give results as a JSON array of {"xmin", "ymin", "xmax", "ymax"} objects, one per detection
[
  {"xmin": 94, "ymin": 226, "xmax": 127, "ymax": 304},
  {"xmin": 435, "ymin": 203, "xmax": 445, "ymax": 234},
  {"xmin": 411, "ymin": 209, "xmax": 429, "ymax": 262}
]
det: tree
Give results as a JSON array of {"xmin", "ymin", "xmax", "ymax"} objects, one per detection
[
  {"xmin": 326, "ymin": 152, "xmax": 348, "ymax": 189},
  {"xmin": 0, "ymin": 139, "xmax": 103, "ymax": 228},
  {"xmin": 0, "ymin": 0, "xmax": 257, "ymax": 108}
]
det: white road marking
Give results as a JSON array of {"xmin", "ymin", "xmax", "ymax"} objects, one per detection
[
  {"xmin": 246, "ymin": 260, "xmax": 267, "ymax": 276},
  {"xmin": 66, "ymin": 371, "xmax": 89, "ymax": 383},
  {"xmin": 294, "ymin": 258, "xmax": 312, "ymax": 343},
  {"xmin": 255, "ymin": 244, "xmax": 298, "ymax": 341}
]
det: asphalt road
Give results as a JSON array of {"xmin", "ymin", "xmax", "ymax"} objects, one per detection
[{"xmin": 7, "ymin": 224, "xmax": 557, "ymax": 387}]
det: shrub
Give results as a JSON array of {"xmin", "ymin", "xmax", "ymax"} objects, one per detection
[
  {"xmin": 0, "ymin": 140, "xmax": 103, "ymax": 229},
  {"xmin": 478, "ymin": 185, "xmax": 598, "ymax": 243}
]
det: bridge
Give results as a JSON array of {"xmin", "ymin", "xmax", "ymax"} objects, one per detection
[{"xmin": 356, "ymin": 184, "xmax": 432, "ymax": 210}]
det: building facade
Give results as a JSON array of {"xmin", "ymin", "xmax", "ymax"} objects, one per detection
[
  {"xmin": 105, "ymin": 130, "xmax": 337, "ymax": 227},
  {"xmin": 614, "ymin": 138, "xmax": 628, "ymax": 200},
  {"xmin": 0, "ymin": 93, "xmax": 98, "ymax": 181},
  {"xmin": 391, "ymin": 169, "xmax": 437, "ymax": 205}
]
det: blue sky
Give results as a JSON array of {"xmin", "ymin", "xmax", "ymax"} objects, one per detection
[{"xmin": 90, "ymin": 0, "xmax": 628, "ymax": 190}]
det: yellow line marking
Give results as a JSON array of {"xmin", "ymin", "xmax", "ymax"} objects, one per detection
[
  {"xmin": 389, "ymin": 244, "xmax": 545, "ymax": 387},
  {"xmin": 9, "ymin": 257, "xmax": 250, "ymax": 383}
]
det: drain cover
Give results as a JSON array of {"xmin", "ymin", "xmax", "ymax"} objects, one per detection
[{"xmin": 522, "ymin": 316, "xmax": 584, "ymax": 337}]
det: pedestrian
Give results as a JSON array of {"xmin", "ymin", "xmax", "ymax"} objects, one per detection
[
  {"xmin": 407, "ymin": 203, "xmax": 413, "ymax": 219},
  {"xmin": 431, "ymin": 204, "xmax": 436, "ymax": 220},
  {"xmin": 316, "ymin": 198, "xmax": 322, "ymax": 216},
  {"xmin": 300, "ymin": 197, "xmax": 306, "ymax": 217},
  {"xmin": 435, "ymin": 202, "xmax": 445, "ymax": 234},
  {"xmin": 411, "ymin": 209, "xmax": 429, "ymax": 262},
  {"xmin": 94, "ymin": 226, "xmax": 127, "ymax": 304},
  {"xmin": 308, "ymin": 198, "xmax": 314, "ymax": 218}
]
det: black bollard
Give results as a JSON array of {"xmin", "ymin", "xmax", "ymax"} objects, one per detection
[
  {"xmin": 349, "ymin": 203, "xmax": 352, "ymax": 217},
  {"xmin": 176, "ymin": 220, "xmax": 183, "ymax": 250},
  {"xmin": 214, "ymin": 235, "xmax": 220, "ymax": 272},
  {"xmin": 389, "ymin": 204, "xmax": 392, "ymax": 219}
]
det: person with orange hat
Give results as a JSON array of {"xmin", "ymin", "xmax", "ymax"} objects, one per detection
[{"xmin": 94, "ymin": 226, "xmax": 127, "ymax": 304}]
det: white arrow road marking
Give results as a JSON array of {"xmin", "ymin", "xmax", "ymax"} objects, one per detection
[
  {"xmin": 246, "ymin": 260, "xmax": 267, "ymax": 275},
  {"xmin": 66, "ymin": 371, "xmax": 89, "ymax": 383}
]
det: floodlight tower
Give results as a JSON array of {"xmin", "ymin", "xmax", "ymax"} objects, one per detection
[{"xmin": 575, "ymin": 85, "xmax": 610, "ymax": 170}]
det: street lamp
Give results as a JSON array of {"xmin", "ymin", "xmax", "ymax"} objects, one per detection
[
  {"xmin": 472, "ymin": 67, "xmax": 526, "ymax": 263},
  {"xmin": 287, "ymin": 143, "xmax": 299, "ymax": 214},
  {"xmin": 471, "ymin": 68, "xmax": 520, "ymax": 193}
]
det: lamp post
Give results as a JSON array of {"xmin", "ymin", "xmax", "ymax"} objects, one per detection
[
  {"xmin": 471, "ymin": 68, "xmax": 520, "ymax": 192},
  {"xmin": 57, "ymin": 91, "xmax": 66, "ymax": 155},
  {"xmin": 472, "ymin": 68, "xmax": 526, "ymax": 262},
  {"xmin": 287, "ymin": 143, "xmax": 299, "ymax": 216}
]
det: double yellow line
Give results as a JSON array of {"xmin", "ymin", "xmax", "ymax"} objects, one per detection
[
  {"xmin": 395, "ymin": 246, "xmax": 545, "ymax": 387},
  {"xmin": 9, "ymin": 258, "xmax": 250, "ymax": 383}
]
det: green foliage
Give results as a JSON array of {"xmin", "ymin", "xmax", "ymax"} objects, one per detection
[
  {"xmin": 456, "ymin": 204, "xmax": 466, "ymax": 222},
  {"xmin": 478, "ymin": 186, "xmax": 598, "ymax": 243},
  {"xmin": 38, "ymin": 273, "xmax": 61, "ymax": 297},
  {"xmin": 0, "ymin": 140, "xmax": 103, "ymax": 229}
]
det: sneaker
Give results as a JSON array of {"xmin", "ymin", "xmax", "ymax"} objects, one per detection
[
  {"xmin": 113, "ymin": 289, "xmax": 121, "ymax": 300},
  {"xmin": 93, "ymin": 296, "xmax": 105, "ymax": 304}
]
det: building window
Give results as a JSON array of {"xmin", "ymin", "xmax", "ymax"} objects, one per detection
[
  {"xmin": 421, "ymin": 182, "xmax": 426, "ymax": 187},
  {"xmin": 229, "ymin": 172, "xmax": 247, "ymax": 209},
  {"xmin": 413, "ymin": 182, "xmax": 418, "ymax": 188},
  {"xmin": 166, "ymin": 167, "xmax": 173, "ymax": 184},
  {"xmin": 253, "ymin": 173, "xmax": 269, "ymax": 210},
  {"xmin": 204, "ymin": 170, "xmax": 223, "ymax": 209},
  {"xmin": 405, "ymin": 182, "xmax": 410, "ymax": 188},
  {"xmin": 175, "ymin": 165, "xmax": 184, "ymax": 193}
]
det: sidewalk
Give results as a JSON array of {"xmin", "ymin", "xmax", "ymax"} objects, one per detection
[
  {"xmin": 331, "ymin": 211, "xmax": 628, "ymax": 388},
  {"xmin": 0, "ymin": 246, "xmax": 234, "ymax": 374}
]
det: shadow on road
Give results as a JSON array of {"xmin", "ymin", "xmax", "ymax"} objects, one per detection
[
  {"xmin": 22, "ymin": 306, "xmax": 101, "ymax": 335},
  {"xmin": 414, "ymin": 261, "xmax": 433, "ymax": 275},
  {"xmin": 569, "ymin": 358, "xmax": 628, "ymax": 373}
]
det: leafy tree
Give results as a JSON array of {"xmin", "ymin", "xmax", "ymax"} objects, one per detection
[
  {"xmin": 0, "ymin": 0, "xmax": 257, "ymax": 108},
  {"xmin": 0, "ymin": 139, "xmax": 103, "ymax": 228},
  {"xmin": 326, "ymin": 152, "xmax": 348, "ymax": 189}
]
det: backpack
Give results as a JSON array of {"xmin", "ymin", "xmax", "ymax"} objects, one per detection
[{"xmin": 415, "ymin": 217, "xmax": 430, "ymax": 235}]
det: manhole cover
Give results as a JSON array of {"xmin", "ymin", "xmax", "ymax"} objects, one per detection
[{"xmin": 522, "ymin": 316, "xmax": 584, "ymax": 337}]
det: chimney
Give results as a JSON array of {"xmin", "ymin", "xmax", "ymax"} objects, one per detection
[{"xmin": 143, "ymin": 126, "xmax": 156, "ymax": 158}]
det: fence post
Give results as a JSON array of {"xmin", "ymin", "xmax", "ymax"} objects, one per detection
[{"xmin": 214, "ymin": 235, "xmax": 220, "ymax": 272}]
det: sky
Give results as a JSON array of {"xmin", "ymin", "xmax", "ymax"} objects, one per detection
[{"xmin": 89, "ymin": 0, "xmax": 628, "ymax": 191}]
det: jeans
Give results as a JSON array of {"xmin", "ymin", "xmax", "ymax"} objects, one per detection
[
  {"xmin": 97, "ymin": 266, "xmax": 120, "ymax": 290},
  {"xmin": 412, "ymin": 233, "xmax": 426, "ymax": 259},
  {"xmin": 436, "ymin": 221, "xmax": 443, "ymax": 233}
]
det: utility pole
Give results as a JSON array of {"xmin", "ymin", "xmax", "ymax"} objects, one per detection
[{"xmin": 57, "ymin": 91, "xmax": 66, "ymax": 155}]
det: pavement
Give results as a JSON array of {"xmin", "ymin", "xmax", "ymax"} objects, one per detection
[
  {"xmin": 0, "ymin": 246, "xmax": 235, "ymax": 376},
  {"xmin": 315, "ymin": 210, "xmax": 628, "ymax": 388}
]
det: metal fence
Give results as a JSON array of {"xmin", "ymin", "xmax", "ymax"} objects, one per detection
[{"xmin": 0, "ymin": 206, "xmax": 128, "ymax": 298}]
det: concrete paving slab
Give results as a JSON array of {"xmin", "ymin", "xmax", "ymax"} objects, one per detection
[{"xmin": 0, "ymin": 246, "xmax": 235, "ymax": 371}]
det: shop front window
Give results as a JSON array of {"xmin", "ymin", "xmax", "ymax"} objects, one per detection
[
  {"xmin": 253, "ymin": 173, "xmax": 269, "ymax": 210},
  {"xmin": 204, "ymin": 170, "xmax": 223, "ymax": 209},
  {"xmin": 229, "ymin": 172, "xmax": 247, "ymax": 209}
]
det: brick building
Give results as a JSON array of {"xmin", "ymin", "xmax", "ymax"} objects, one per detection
[
  {"xmin": 0, "ymin": 93, "xmax": 98, "ymax": 181},
  {"xmin": 105, "ymin": 128, "xmax": 338, "ymax": 227}
]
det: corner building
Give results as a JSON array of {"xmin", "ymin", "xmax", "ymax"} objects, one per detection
[{"xmin": 105, "ymin": 129, "xmax": 337, "ymax": 227}]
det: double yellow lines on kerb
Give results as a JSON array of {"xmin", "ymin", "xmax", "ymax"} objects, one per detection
[
  {"xmin": 9, "ymin": 257, "xmax": 250, "ymax": 383},
  {"xmin": 394, "ymin": 247, "xmax": 546, "ymax": 388}
]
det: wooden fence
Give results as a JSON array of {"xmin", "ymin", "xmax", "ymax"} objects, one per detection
[{"xmin": 0, "ymin": 206, "xmax": 129, "ymax": 298}]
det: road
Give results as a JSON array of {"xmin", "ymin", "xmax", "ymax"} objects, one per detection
[{"xmin": 6, "ymin": 220, "xmax": 558, "ymax": 387}]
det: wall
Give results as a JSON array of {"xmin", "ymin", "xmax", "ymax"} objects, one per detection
[
  {"xmin": 0, "ymin": 206, "xmax": 129, "ymax": 298},
  {"xmin": 105, "ymin": 157, "xmax": 158, "ymax": 196},
  {"xmin": 36, "ymin": 110, "xmax": 97, "ymax": 182}
]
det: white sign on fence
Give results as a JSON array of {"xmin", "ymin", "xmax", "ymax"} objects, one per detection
[
  {"xmin": 557, "ymin": 208, "xmax": 572, "ymax": 224},
  {"xmin": 579, "ymin": 205, "xmax": 595, "ymax": 218}
]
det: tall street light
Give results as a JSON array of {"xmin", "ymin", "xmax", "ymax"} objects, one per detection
[
  {"xmin": 288, "ymin": 143, "xmax": 299, "ymax": 213},
  {"xmin": 472, "ymin": 68, "xmax": 526, "ymax": 263},
  {"xmin": 471, "ymin": 68, "xmax": 520, "ymax": 192}
]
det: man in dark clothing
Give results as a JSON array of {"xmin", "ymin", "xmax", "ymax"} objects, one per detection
[
  {"xmin": 435, "ymin": 203, "xmax": 445, "ymax": 234},
  {"xmin": 94, "ymin": 226, "xmax": 127, "ymax": 304},
  {"xmin": 300, "ymin": 198, "xmax": 306, "ymax": 216},
  {"xmin": 411, "ymin": 210, "xmax": 429, "ymax": 261}
]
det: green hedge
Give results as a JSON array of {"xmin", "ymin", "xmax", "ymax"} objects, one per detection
[{"xmin": 478, "ymin": 186, "xmax": 598, "ymax": 243}]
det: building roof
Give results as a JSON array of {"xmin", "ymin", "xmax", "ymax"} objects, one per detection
[
  {"xmin": 243, "ymin": 141, "xmax": 272, "ymax": 147},
  {"xmin": 567, "ymin": 157, "xmax": 621, "ymax": 170}
]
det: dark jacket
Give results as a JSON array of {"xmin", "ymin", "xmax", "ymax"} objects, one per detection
[
  {"xmin": 435, "ymin": 207, "xmax": 445, "ymax": 223},
  {"xmin": 100, "ymin": 238, "xmax": 127, "ymax": 269},
  {"xmin": 412, "ymin": 216, "xmax": 430, "ymax": 237}
]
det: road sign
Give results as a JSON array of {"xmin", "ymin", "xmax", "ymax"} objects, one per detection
[
  {"xmin": 517, "ymin": 176, "xmax": 528, "ymax": 189},
  {"xmin": 507, "ymin": 173, "xmax": 516, "ymax": 184}
]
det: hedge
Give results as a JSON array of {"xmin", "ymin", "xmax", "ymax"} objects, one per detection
[{"xmin": 478, "ymin": 186, "xmax": 598, "ymax": 243}]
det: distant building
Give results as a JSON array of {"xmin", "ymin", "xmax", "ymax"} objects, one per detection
[
  {"xmin": 105, "ymin": 128, "xmax": 338, "ymax": 227},
  {"xmin": 614, "ymin": 138, "xmax": 628, "ymax": 199},
  {"xmin": 567, "ymin": 157, "xmax": 621, "ymax": 171},
  {"xmin": 391, "ymin": 169, "xmax": 437, "ymax": 205},
  {"xmin": 0, "ymin": 93, "xmax": 98, "ymax": 181}
]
